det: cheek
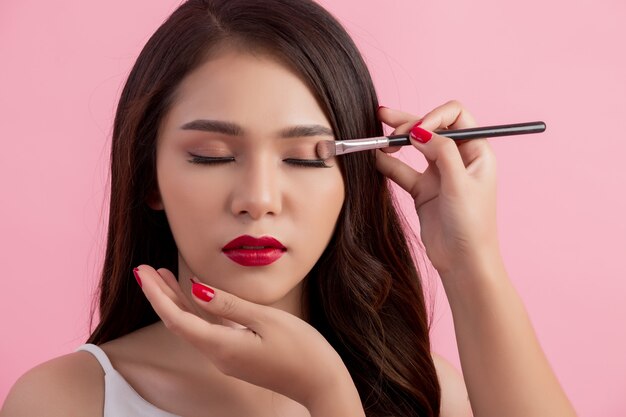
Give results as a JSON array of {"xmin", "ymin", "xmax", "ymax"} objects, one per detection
[
  {"xmin": 156, "ymin": 157, "xmax": 227, "ymax": 242},
  {"xmin": 289, "ymin": 167, "xmax": 345, "ymax": 236},
  {"xmin": 286, "ymin": 169, "xmax": 344, "ymax": 289},
  {"xmin": 321, "ymin": 170, "xmax": 345, "ymax": 217}
]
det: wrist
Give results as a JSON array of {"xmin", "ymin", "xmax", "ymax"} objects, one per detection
[
  {"xmin": 305, "ymin": 368, "xmax": 365, "ymax": 417},
  {"xmin": 438, "ymin": 250, "xmax": 509, "ymax": 297}
]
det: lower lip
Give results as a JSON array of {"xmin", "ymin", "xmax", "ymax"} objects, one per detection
[{"xmin": 222, "ymin": 248, "xmax": 286, "ymax": 266}]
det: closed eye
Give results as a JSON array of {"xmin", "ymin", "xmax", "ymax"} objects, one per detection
[
  {"xmin": 188, "ymin": 154, "xmax": 331, "ymax": 168},
  {"xmin": 282, "ymin": 158, "xmax": 332, "ymax": 168},
  {"xmin": 188, "ymin": 155, "xmax": 235, "ymax": 165}
]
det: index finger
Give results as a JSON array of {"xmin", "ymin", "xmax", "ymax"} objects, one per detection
[
  {"xmin": 134, "ymin": 266, "xmax": 255, "ymax": 353},
  {"xmin": 418, "ymin": 100, "xmax": 493, "ymax": 167},
  {"xmin": 377, "ymin": 106, "xmax": 421, "ymax": 128}
]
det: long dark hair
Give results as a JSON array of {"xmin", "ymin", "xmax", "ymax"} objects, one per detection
[{"xmin": 87, "ymin": 0, "xmax": 440, "ymax": 415}]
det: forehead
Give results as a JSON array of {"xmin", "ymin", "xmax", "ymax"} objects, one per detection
[{"xmin": 165, "ymin": 50, "xmax": 329, "ymax": 129}]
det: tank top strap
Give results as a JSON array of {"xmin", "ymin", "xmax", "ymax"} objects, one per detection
[{"xmin": 75, "ymin": 343, "xmax": 115, "ymax": 374}]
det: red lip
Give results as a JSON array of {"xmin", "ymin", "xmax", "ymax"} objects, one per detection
[{"xmin": 222, "ymin": 235, "xmax": 286, "ymax": 267}]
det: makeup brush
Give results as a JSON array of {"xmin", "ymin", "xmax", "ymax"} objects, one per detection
[{"xmin": 316, "ymin": 121, "xmax": 546, "ymax": 160}]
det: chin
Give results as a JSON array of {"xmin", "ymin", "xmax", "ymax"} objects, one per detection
[
  {"xmin": 225, "ymin": 278, "xmax": 304, "ymax": 315},
  {"xmin": 189, "ymin": 256, "xmax": 308, "ymax": 313}
]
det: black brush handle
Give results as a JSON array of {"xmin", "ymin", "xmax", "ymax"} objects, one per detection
[{"xmin": 386, "ymin": 121, "xmax": 546, "ymax": 146}]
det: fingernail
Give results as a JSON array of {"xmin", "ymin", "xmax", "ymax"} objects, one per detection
[
  {"xmin": 377, "ymin": 105, "xmax": 387, "ymax": 111},
  {"xmin": 409, "ymin": 123, "xmax": 432, "ymax": 143},
  {"xmin": 133, "ymin": 268, "xmax": 142, "ymax": 288},
  {"xmin": 192, "ymin": 282, "xmax": 215, "ymax": 302}
]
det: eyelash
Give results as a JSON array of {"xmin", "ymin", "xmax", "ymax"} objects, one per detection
[{"xmin": 188, "ymin": 155, "xmax": 331, "ymax": 168}]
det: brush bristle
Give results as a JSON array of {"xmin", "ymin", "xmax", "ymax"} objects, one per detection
[{"xmin": 316, "ymin": 140, "xmax": 335, "ymax": 160}]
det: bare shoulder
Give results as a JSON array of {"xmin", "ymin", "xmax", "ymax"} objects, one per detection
[
  {"xmin": 1, "ymin": 350, "xmax": 104, "ymax": 417},
  {"xmin": 431, "ymin": 352, "xmax": 474, "ymax": 417}
]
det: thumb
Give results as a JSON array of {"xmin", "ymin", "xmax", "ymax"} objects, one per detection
[{"xmin": 190, "ymin": 278, "xmax": 264, "ymax": 330}]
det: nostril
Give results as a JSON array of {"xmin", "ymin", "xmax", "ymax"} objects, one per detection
[{"xmin": 230, "ymin": 182, "xmax": 282, "ymax": 218}]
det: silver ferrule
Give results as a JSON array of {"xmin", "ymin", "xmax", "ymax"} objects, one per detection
[{"xmin": 335, "ymin": 137, "xmax": 390, "ymax": 155}]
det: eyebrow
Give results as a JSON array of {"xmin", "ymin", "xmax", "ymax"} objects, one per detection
[{"xmin": 180, "ymin": 119, "xmax": 334, "ymax": 138}]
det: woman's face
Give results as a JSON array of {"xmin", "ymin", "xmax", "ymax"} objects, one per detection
[{"xmin": 151, "ymin": 50, "xmax": 344, "ymax": 315}]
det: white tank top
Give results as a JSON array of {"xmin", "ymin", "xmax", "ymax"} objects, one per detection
[{"xmin": 75, "ymin": 343, "xmax": 180, "ymax": 417}]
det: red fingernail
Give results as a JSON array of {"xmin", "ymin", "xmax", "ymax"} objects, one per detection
[
  {"xmin": 192, "ymin": 282, "xmax": 215, "ymax": 302},
  {"xmin": 409, "ymin": 124, "xmax": 432, "ymax": 143},
  {"xmin": 133, "ymin": 268, "xmax": 142, "ymax": 288},
  {"xmin": 377, "ymin": 105, "xmax": 387, "ymax": 111}
]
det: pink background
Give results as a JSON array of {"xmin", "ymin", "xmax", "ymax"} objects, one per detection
[{"xmin": 1, "ymin": 1, "xmax": 624, "ymax": 415}]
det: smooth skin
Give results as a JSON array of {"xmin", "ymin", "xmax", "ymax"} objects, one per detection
[
  {"xmin": 2, "ymin": 53, "xmax": 575, "ymax": 417},
  {"xmin": 148, "ymin": 51, "xmax": 347, "ymax": 315}
]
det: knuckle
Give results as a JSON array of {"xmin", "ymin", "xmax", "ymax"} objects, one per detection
[
  {"xmin": 446, "ymin": 99, "xmax": 464, "ymax": 109},
  {"xmin": 386, "ymin": 163, "xmax": 404, "ymax": 183},
  {"xmin": 483, "ymin": 145, "xmax": 496, "ymax": 160},
  {"xmin": 483, "ymin": 147, "xmax": 498, "ymax": 169},
  {"xmin": 219, "ymin": 294, "xmax": 238, "ymax": 317},
  {"xmin": 162, "ymin": 316, "xmax": 182, "ymax": 335}
]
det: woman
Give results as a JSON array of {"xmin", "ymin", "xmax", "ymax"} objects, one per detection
[{"xmin": 1, "ymin": 0, "xmax": 577, "ymax": 416}]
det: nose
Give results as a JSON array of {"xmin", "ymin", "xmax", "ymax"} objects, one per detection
[{"xmin": 229, "ymin": 155, "xmax": 282, "ymax": 220}]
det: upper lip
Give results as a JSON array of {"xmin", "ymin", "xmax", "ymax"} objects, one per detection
[{"xmin": 222, "ymin": 235, "xmax": 286, "ymax": 251}]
